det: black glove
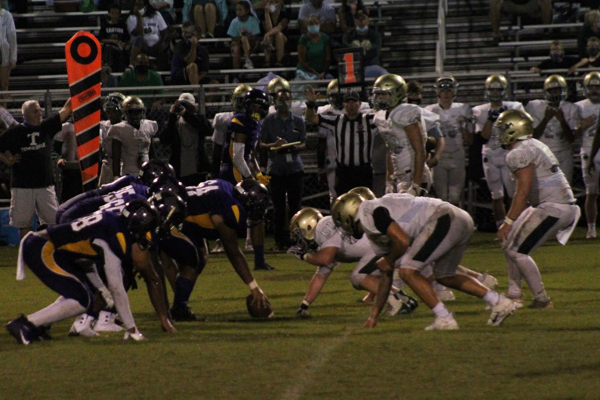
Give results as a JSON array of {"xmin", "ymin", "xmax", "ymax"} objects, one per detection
[
  {"xmin": 287, "ymin": 245, "xmax": 307, "ymax": 261},
  {"xmin": 296, "ymin": 302, "xmax": 309, "ymax": 317}
]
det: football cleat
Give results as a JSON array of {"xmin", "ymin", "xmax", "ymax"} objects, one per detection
[
  {"xmin": 170, "ymin": 305, "xmax": 206, "ymax": 322},
  {"xmin": 211, "ymin": 239, "xmax": 225, "ymax": 253},
  {"xmin": 94, "ymin": 311, "xmax": 123, "ymax": 332},
  {"xmin": 254, "ymin": 262, "xmax": 276, "ymax": 271},
  {"xmin": 488, "ymin": 294, "xmax": 517, "ymax": 326},
  {"xmin": 530, "ymin": 298, "xmax": 554, "ymax": 309},
  {"xmin": 480, "ymin": 273, "xmax": 498, "ymax": 290},
  {"xmin": 586, "ymin": 229, "xmax": 596, "ymax": 239},
  {"xmin": 425, "ymin": 313, "xmax": 459, "ymax": 331},
  {"xmin": 435, "ymin": 286, "xmax": 456, "ymax": 302},
  {"xmin": 69, "ymin": 313, "xmax": 99, "ymax": 337},
  {"xmin": 6, "ymin": 314, "xmax": 38, "ymax": 345}
]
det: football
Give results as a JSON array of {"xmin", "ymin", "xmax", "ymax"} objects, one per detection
[{"xmin": 246, "ymin": 295, "xmax": 274, "ymax": 319}]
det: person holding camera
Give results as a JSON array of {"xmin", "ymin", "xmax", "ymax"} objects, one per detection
[{"xmin": 159, "ymin": 92, "xmax": 213, "ymax": 186}]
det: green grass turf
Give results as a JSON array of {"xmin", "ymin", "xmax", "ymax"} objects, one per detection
[{"xmin": 1, "ymin": 228, "xmax": 599, "ymax": 400}]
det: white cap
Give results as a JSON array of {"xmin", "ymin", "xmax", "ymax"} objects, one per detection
[{"xmin": 178, "ymin": 93, "xmax": 196, "ymax": 104}]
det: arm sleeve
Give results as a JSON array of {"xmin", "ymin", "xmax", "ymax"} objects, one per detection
[
  {"xmin": 92, "ymin": 238, "xmax": 136, "ymax": 330},
  {"xmin": 232, "ymin": 141, "xmax": 252, "ymax": 178}
]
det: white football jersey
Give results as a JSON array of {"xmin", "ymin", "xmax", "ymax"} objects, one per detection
[
  {"xmin": 108, "ymin": 119, "xmax": 158, "ymax": 176},
  {"xmin": 525, "ymin": 100, "xmax": 578, "ymax": 153},
  {"xmin": 473, "ymin": 101, "xmax": 524, "ymax": 155},
  {"xmin": 506, "ymin": 138, "xmax": 575, "ymax": 206},
  {"xmin": 100, "ymin": 120, "xmax": 114, "ymax": 160},
  {"xmin": 374, "ymin": 104, "xmax": 426, "ymax": 177},
  {"xmin": 575, "ymin": 99, "xmax": 600, "ymax": 151},
  {"xmin": 419, "ymin": 107, "xmax": 441, "ymax": 134},
  {"xmin": 314, "ymin": 216, "xmax": 372, "ymax": 262},
  {"xmin": 211, "ymin": 111, "xmax": 234, "ymax": 146},
  {"xmin": 425, "ymin": 102, "xmax": 472, "ymax": 153},
  {"xmin": 358, "ymin": 194, "xmax": 446, "ymax": 255}
]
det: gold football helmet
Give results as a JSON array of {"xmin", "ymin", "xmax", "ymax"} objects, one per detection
[
  {"xmin": 327, "ymin": 79, "xmax": 344, "ymax": 110},
  {"xmin": 372, "ymin": 74, "xmax": 407, "ymax": 110},
  {"xmin": 267, "ymin": 77, "xmax": 291, "ymax": 97},
  {"xmin": 484, "ymin": 74, "xmax": 508, "ymax": 103},
  {"xmin": 583, "ymin": 71, "xmax": 600, "ymax": 102},
  {"xmin": 348, "ymin": 186, "xmax": 376, "ymax": 200},
  {"xmin": 290, "ymin": 207, "xmax": 323, "ymax": 249},
  {"xmin": 122, "ymin": 95, "xmax": 145, "ymax": 127},
  {"xmin": 543, "ymin": 74, "xmax": 567, "ymax": 103},
  {"xmin": 494, "ymin": 109, "xmax": 534, "ymax": 147},
  {"xmin": 103, "ymin": 92, "xmax": 126, "ymax": 114},
  {"xmin": 231, "ymin": 83, "xmax": 252, "ymax": 112},
  {"xmin": 435, "ymin": 75, "xmax": 458, "ymax": 96},
  {"xmin": 331, "ymin": 193, "xmax": 364, "ymax": 239}
]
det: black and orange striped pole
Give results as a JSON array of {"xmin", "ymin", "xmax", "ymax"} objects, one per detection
[{"xmin": 65, "ymin": 31, "xmax": 101, "ymax": 191}]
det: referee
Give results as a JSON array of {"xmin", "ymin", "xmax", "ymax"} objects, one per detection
[{"xmin": 305, "ymin": 85, "xmax": 377, "ymax": 196}]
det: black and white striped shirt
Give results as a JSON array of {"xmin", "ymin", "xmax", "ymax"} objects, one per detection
[{"xmin": 318, "ymin": 113, "xmax": 378, "ymax": 168}]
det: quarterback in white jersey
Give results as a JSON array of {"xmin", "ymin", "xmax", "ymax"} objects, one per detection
[
  {"xmin": 109, "ymin": 95, "xmax": 158, "ymax": 178},
  {"xmin": 473, "ymin": 74, "xmax": 524, "ymax": 227},
  {"xmin": 425, "ymin": 76, "xmax": 473, "ymax": 205},
  {"xmin": 575, "ymin": 72, "xmax": 600, "ymax": 238},
  {"xmin": 288, "ymin": 206, "xmax": 418, "ymax": 317},
  {"xmin": 525, "ymin": 74, "xmax": 578, "ymax": 183},
  {"xmin": 495, "ymin": 110, "xmax": 580, "ymax": 309},
  {"xmin": 371, "ymin": 74, "xmax": 427, "ymax": 196},
  {"xmin": 331, "ymin": 192, "xmax": 516, "ymax": 330}
]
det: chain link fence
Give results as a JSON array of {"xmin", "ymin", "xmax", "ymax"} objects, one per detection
[{"xmin": 0, "ymin": 71, "xmax": 591, "ymax": 231}]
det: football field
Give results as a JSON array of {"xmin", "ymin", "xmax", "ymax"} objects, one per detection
[{"xmin": 1, "ymin": 229, "xmax": 599, "ymax": 400}]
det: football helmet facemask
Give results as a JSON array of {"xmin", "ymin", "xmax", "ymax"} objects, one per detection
[
  {"xmin": 494, "ymin": 109, "xmax": 534, "ymax": 147},
  {"xmin": 147, "ymin": 175, "xmax": 188, "ymax": 201},
  {"xmin": 234, "ymin": 180, "xmax": 270, "ymax": 225},
  {"xmin": 122, "ymin": 199, "xmax": 160, "ymax": 250},
  {"xmin": 148, "ymin": 191, "xmax": 187, "ymax": 232},
  {"xmin": 243, "ymin": 89, "xmax": 270, "ymax": 122},
  {"xmin": 584, "ymin": 71, "xmax": 600, "ymax": 102},
  {"xmin": 290, "ymin": 207, "xmax": 323, "ymax": 250},
  {"xmin": 544, "ymin": 74, "xmax": 567, "ymax": 104},
  {"xmin": 231, "ymin": 84, "xmax": 252, "ymax": 113},
  {"xmin": 435, "ymin": 75, "xmax": 458, "ymax": 97},
  {"xmin": 327, "ymin": 79, "xmax": 344, "ymax": 110},
  {"xmin": 122, "ymin": 95, "xmax": 145, "ymax": 128},
  {"xmin": 103, "ymin": 92, "xmax": 126, "ymax": 114},
  {"xmin": 372, "ymin": 74, "xmax": 407, "ymax": 110},
  {"xmin": 331, "ymin": 193, "xmax": 364, "ymax": 239},
  {"xmin": 484, "ymin": 74, "xmax": 508, "ymax": 103},
  {"xmin": 139, "ymin": 159, "xmax": 176, "ymax": 186}
]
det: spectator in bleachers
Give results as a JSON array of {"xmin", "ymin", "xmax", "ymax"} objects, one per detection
[
  {"xmin": 0, "ymin": 7, "xmax": 16, "ymax": 105},
  {"xmin": 490, "ymin": 0, "xmax": 552, "ymax": 43},
  {"xmin": 149, "ymin": 0, "xmax": 177, "ymax": 25},
  {"xmin": 577, "ymin": 9, "xmax": 600, "ymax": 60},
  {"xmin": 298, "ymin": 0, "xmax": 337, "ymax": 36},
  {"xmin": 569, "ymin": 37, "xmax": 600, "ymax": 75},
  {"xmin": 261, "ymin": 0, "xmax": 290, "ymax": 68},
  {"xmin": 127, "ymin": 0, "xmax": 169, "ymax": 68},
  {"xmin": 228, "ymin": 1, "xmax": 261, "ymax": 69},
  {"xmin": 297, "ymin": 14, "xmax": 333, "ymax": 80},
  {"xmin": 160, "ymin": 93, "xmax": 213, "ymax": 185},
  {"xmin": 119, "ymin": 53, "xmax": 165, "ymax": 120},
  {"xmin": 530, "ymin": 40, "xmax": 577, "ymax": 75},
  {"xmin": 338, "ymin": 0, "xmax": 368, "ymax": 34},
  {"xmin": 99, "ymin": 3, "xmax": 130, "ymax": 72},
  {"xmin": 182, "ymin": 0, "xmax": 219, "ymax": 38},
  {"xmin": 342, "ymin": 13, "xmax": 387, "ymax": 79},
  {"xmin": 171, "ymin": 22, "xmax": 216, "ymax": 88}
]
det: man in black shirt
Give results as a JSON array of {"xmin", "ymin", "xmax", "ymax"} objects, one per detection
[
  {"xmin": 0, "ymin": 98, "xmax": 72, "ymax": 238},
  {"xmin": 171, "ymin": 22, "xmax": 214, "ymax": 88}
]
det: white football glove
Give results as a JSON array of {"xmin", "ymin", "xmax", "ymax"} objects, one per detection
[
  {"xmin": 98, "ymin": 287, "xmax": 115, "ymax": 309},
  {"xmin": 406, "ymin": 182, "xmax": 427, "ymax": 197},
  {"xmin": 123, "ymin": 327, "xmax": 145, "ymax": 341}
]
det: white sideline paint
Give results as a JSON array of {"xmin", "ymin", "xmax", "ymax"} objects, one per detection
[{"xmin": 281, "ymin": 328, "xmax": 352, "ymax": 400}]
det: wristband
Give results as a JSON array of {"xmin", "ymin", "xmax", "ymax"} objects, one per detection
[
  {"xmin": 248, "ymin": 279, "xmax": 259, "ymax": 290},
  {"xmin": 306, "ymin": 102, "xmax": 316, "ymax": 109},
  {"xmin": 504, "ymin": 217, "xmax": 514, "ymax": 226}
]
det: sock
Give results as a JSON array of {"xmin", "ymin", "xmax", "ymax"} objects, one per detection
[
  {"xmin": 588, "ymin": 223, "xmax": 596, "ymax": 231},
  {"xmin": 432, "ymin": 302, "xmax": 450, "ymax": 318},
  {"xmin": 173, "ymin": 277, "xmax": 195, "ymax": 308},
  {"xmin": 254, "ymin": 245, "xmax": 265, "ymax": 267},
  {"xmin": 28, "ymin": 297, "xmax": 86, "ymax": 327},
  {"xmin": 483, "ymin": 290, "xmax": 499, "ymax": 306}
]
